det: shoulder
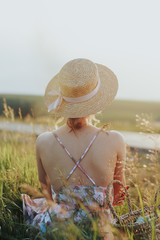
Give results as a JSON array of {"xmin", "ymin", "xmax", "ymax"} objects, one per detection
[
  {"xmin": 108, "ymin": 130, "xmax": 125, "ymax": 142},
  {"xmin": 106, "ymin": 130, "xmax": 126, "ymax": 150},
  {"xmin": 36, "ymin": 131, "xmax": 55, "ymax": 149}
]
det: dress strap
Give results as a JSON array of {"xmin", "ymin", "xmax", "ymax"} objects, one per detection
[
  {"xmin": 53, "ymin": 127, "xmax": 103, "ymax": 186},
  {"xmin": 67, "ymin": 128, "xmax": 102, "ymax": 180},
  {"xmin": 53, "ymin": 133, "xmax": 96, "ymax": 185}
]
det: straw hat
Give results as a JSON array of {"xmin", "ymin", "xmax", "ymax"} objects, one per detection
[{"xmin": 44, "ymin": 58, "xmax": 118, "ymax": 118}]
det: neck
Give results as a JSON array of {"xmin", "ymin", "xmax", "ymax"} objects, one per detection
[{"xmin": 66, "ymin": 117, "xmax": 90, "ymax": 131}]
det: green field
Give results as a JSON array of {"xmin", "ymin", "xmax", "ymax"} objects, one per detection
[
  {"xmin": 1, "ymin": 94, "xmax": 160, "ymax": 132},
  {"xmin": 0, "ymin": 94, "xmax": 160, "ymax": 239},
  {"xmin": 0, "ymin": 123, "xmax": 160, "ymax": 239}
]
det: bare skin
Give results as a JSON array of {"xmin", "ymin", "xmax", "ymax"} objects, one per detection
[{"xmin": 36, "ymin": 118, "xmax": 126, "ymax": 204}]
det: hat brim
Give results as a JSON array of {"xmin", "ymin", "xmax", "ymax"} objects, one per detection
[{"xmin": 44, "ymin": 63, "xmax": 118, "ymax": 118}]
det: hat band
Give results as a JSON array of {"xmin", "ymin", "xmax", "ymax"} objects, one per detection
[{"xmin": 47, "ymin": 78, "xmax": 100, "ymax": 112}]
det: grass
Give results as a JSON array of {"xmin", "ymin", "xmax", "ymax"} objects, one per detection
[
  {"xmin": 0, "ymin": 128, "xmax": 160, "ymax": 239},
  {"xmin": 0, "ymin": 130, "xmax": 107, "ymax": 239},
  {"xmin": 0, "ymin": 98, "xmax": 160, "ymax": 239}
]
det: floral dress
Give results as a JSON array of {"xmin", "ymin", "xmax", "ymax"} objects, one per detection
[
  {"xmin": 22, "ymin": 129, "xmax": 112, "ymax": 232},
  {"xmin": 22, "ymin": 185, "xmax": 112, "ymax": 232}
]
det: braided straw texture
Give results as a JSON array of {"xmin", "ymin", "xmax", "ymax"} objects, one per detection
[
  {"xmin": 59, "ymin": 59, "xmax": 98, "ymax": 97},
  {"xmin": 44, "ymin": 58, "xmax": 118, "ymax": 118}
]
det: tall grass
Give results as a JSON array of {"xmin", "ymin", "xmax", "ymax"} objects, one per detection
[
  {"xmin": 0, "ymin": 102, "xmax": 160, "ymax": 239},
  {"xmin": 0, "ymin": 130, "xmax": 107, "ymax": 239}
]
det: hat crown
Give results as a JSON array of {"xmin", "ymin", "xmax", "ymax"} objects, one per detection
[{"xmin": 58, "ymin": 59, "xmax": 99, "ymax": 98}]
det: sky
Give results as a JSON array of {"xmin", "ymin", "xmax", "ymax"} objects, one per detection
[{"xmin": 0, "ymin": 0, "xmax": 160, "ymax": 101}]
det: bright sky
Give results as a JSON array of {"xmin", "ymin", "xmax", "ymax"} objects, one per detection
[{"xmin": 0, "ymin": 0, "xmax": 160, "ymax": 101}]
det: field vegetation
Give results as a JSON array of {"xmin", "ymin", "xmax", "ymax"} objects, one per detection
[
  {"xmin": 0, "ymin": 95, "xmax": 160, "ymax": 239},
  {"xmin": 1, "ymin": 94, "xmax": 160, "ymax": 132}
]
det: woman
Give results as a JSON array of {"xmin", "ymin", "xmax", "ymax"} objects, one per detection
[{"xmin": 22, "ymin": 58, "xmax": 126, "ymax": 237}]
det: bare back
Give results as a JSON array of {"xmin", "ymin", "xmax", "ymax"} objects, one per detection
[{"xmin": 36, "ymin": 124, "xmax": 126, "ymax": 195}]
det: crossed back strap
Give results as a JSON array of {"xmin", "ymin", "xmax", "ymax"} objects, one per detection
[{"xmin": 53, "ymin": 128, "xmax": 103, "ymax": 186}]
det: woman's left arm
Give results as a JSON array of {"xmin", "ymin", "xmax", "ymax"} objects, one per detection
[{"xmin": 36, "ymin": 137, "xmax": 53, "ymax": 202}]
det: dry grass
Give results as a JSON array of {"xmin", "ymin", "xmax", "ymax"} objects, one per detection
[{"xmin": 0, "ymin": 101, "xmax": 160, "ymax": 239}]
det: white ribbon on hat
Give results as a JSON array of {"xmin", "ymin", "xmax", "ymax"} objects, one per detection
[{"xmin": 47, "ymin": 78, "xmax": 100, "ymax": 112}]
